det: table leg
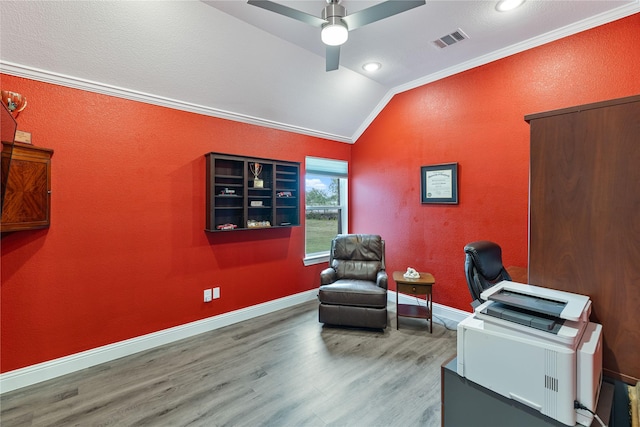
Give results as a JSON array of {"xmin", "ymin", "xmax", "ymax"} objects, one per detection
[
  {"xmin": 396, "ymin": 288, "xmax": 399, "ymax": 330},
  {"xmin": 428, "ymin": 292, "xmax": 432, "ymax": 333}
]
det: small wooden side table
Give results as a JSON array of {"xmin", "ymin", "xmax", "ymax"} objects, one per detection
[{"xmin": 393, "ymin": 271, "xmax": 435, "ymax": 333}]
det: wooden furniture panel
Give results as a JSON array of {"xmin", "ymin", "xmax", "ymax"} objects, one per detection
[
  {"xmin": 526, "ymin": 95, "xmax": 640, "ymax": 383},
  {"xmin": 275, "ymin": 163, "xmax": 299, "ymax": 227},
  {"xmin": 393, "ymin": 271, "xmax": 435, "ymax": 333},
  {"xmin": 1, "ymin": 141, "xmax": 53, "ymax": 233},
  {"xmin": 506, "ymin": 266, "xmax": 528, "ymax": 284},
  {"xmin": 205, "ymin": 152, "xmax": 300, "ymax": 232}
]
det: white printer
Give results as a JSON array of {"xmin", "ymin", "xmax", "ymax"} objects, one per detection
[{"xmin": 457, "ymin": 281, "xmax": 602, "ymax": 426}]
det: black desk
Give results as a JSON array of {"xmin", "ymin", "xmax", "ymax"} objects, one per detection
[{"xmin": 441, "ymin": 356, "xmax": 613, "ymax": 427}]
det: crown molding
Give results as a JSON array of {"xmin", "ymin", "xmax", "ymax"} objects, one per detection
[
  {"xmin": 350, "ymin": 2, "xmax": 640, "ymax": 142},
  {"xmin": 2, "ymin": 3, "xmax": 637, "ymax": 145},
  {"xmin": 0, "ymin": 61, "xmax": 353, "ymax": 144}
]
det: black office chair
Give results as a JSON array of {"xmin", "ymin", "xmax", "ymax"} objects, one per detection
[{"xmin": 464, "ymin": 241, "xmax": 511, "ymax": 308}]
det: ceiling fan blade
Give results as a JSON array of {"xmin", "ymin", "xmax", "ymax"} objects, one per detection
[
  {"xmin": 342, "ymin": 0, "xmax": 426, "ymax": 31},
  {"xmin": 247, "ymin": 1, "xmax": 327, "ymax": 27},
  {"xmin": 326, "ymin": 45, "xmax": 340, "ymax": 71}
]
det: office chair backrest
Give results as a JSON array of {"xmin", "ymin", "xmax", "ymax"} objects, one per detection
[{"xmin": 464, "ymin": 240, "xmax": 511, "ymax": 304}]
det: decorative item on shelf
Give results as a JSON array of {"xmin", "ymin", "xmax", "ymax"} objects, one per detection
[
  {"xmin": 216, "ymin": 223, "xmax": 237, "ymax": 230},
  {"xmin": 219, "ymin": 188, "xmax": 236, "ymax": 196},
  {"xmin": 250, "ymin": 200, "xmax": 263, "ymax": 207},
  {"xmin": 403, "ymin": 267, "xmax": 420, "ymax": 279},
  {"xmin": 247, "ymin": 219, "xmax": 271, "ymax": 228},
  {"xmin": 1, "ymin": 90, "xmax": 27, "ymax": 116},
  {"xmin": 250, "ymin": 162, "xmax": 263, "ymax": 188},
  {"xmin": 277, "ymin": 191, "xmax": 292, "ymax": 198},
  {"xmin": 14, "ymin": 130, "xmax": 32, "ymax": 144},
  {"xmin": 1, "ymin": 90, "xmax": 31, "ymax": 143}
]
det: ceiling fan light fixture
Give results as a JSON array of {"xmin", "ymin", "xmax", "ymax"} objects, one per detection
[
  {"xmin": 321, "ymin": 19, "xmax": 348, "ymax": 46},
  {"xmin": 247, "ymin": 0, "xmax": 427, "ymax": 70},
  {"xmin": 495, "ymin": 0, "xmax": 525, "ymax": 12}
]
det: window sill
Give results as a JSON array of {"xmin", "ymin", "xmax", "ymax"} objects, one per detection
[{"xmin": 303, "ymin": 253, "xmax": 329, "ymax": 266}]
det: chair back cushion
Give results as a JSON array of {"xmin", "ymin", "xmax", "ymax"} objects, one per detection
[
  {"xmin": 464, "ymin": 240, "xmax": 512, "ymax": 301},
  {"xmin": 331, "ymin": 234, "xmax": 384, "ymax": 282}
]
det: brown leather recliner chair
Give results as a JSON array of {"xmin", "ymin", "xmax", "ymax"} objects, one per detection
[{"xmin": 318, "ymin": 234, "xmax": 388, "ymax": 329}]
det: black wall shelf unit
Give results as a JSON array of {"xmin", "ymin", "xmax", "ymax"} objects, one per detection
[{"xmin": 205, "ymin": 152, "xmax": 300, "ymax": 232}]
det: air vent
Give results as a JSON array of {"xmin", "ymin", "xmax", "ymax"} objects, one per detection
[
  {"xmin": 545, "ymin": 374, "xmax": 559, "ymax": 392},
  {"xmin": 432, "ymin": 29, "xmax": 469, "ymax": 49}
]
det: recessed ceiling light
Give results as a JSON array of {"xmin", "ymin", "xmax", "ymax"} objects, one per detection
[
  {"xmin": 496, "ymin": 0, "xmax": 525, "ymax": 12},
  {"xmin": 363, "ymin": 62, "xmax": 381, "ymax": 72}
]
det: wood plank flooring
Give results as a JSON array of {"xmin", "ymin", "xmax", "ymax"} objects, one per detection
[{"xmin": 1, "ymin": 300, "xmax": 458, "ymax": 426}]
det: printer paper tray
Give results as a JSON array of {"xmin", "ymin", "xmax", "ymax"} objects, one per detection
[{"xmin": 475, "ymin": 301, "xmax": 584, "ymax": 348}]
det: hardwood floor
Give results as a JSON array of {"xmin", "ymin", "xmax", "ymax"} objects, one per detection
[{"xmin": 1, "ymin": 300, "xmax": 458, "ymax": 426}]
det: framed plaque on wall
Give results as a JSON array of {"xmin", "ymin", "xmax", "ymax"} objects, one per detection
[{"xmin": 421, "ymin": 163, "xmax": 458, "ymax": 204}]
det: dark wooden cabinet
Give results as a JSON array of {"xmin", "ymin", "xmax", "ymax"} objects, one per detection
[
  {"xmin": 526, "ymin": 95, "xmax": 640, "ymax": 384},
  {"xmin": 205, "ymin": 152, "xmax": 300, "ymax": 232},
  {"xmin": 1, "ymin": 142, "xmax": 54, "ymax": 233}
]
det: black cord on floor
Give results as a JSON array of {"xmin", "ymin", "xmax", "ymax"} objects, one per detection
[
  {"xmin": 411, "ymin": 295, "xmax": 457, "ymax": 331},
  {"xmin": 574, "ymin": 400, "xmax": 606, "ymax": 427}
]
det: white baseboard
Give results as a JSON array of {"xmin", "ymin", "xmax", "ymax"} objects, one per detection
[
  {"xmin": 1, "ymin": 290, "xmax": 469, "ymax": 394},
  {"xmin": 0, "ymin": 290, "xmax": 318, "ymax": 394}
]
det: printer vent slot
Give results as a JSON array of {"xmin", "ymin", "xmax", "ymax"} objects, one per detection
[{"xmin": 544, "ymin": 349, "xmax": 559, "ymax": 417}]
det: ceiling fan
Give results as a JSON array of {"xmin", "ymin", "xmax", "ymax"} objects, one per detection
[{"xmin": 247, "ymin": 0, "xmax": 426, "ymax": 71}]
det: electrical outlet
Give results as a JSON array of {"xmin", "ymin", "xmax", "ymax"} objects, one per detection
[
  {"xmin": 213, "ymin": 287, "xmax": 220, "ymax": 299},
  {"xmin": 204, "ymin": 289, "xmax": 212, "ymax": 303}
]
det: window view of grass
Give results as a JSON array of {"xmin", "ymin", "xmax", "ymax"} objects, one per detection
[
  {"xmin": 306, "ymin": 217, "xmax": 339, "ymax": 254},
  {"xmin": 305, "ymin": 173, "xmax": 344, "ymax": 255}
]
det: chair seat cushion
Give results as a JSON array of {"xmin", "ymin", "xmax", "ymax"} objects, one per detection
[{"xmin": 318, "ymin": 280, "xmax": 387, "ymax": 308}]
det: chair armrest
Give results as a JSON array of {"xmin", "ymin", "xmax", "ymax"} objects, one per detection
[
  {"xmin": 320, "ymin": 268, "xmax": 337, "ymax": 285},
  {"xmin": 376, "ymin": 270, "xmax": 388, "ymax": 290}
]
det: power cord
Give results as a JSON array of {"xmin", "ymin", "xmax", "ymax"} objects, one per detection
[
  {"xmin": 574, "ymin": 400, "xmax": 606, "ymax": 427},
  {"xmin": 412, "ymin": 296, "xmax": 457, "ymax": 331}
]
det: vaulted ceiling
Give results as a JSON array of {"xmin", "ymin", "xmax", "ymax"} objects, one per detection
[{"xmin": 1, "ymin": 1, "xmax": 638, "ymax": 143}]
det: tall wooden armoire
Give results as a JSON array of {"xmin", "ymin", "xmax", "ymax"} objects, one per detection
[{"xmin": 526, "ymin": 95, "xmax": 640, "ymax": 383}]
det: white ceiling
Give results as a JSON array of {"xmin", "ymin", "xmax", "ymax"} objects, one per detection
[{"xmin": 1, "ymin": 1, "xmax": 638, "ymax": 143}]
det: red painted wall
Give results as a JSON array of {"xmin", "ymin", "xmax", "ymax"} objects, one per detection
[
  {"xmin": 351, "ymin": 14, "xmax": 640, "ymax": 311},
  {"xmin": 2, "ymin": 13, "xmax": 639, "ymax": 374},
  {"xmin": 0, "ymin": 76, "xmax": 350, "ymax": 373}
]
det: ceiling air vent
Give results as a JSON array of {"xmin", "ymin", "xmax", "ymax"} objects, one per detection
[{"xmin": 432, "ymin": 29, "xmax": 469, "ymax": 49}]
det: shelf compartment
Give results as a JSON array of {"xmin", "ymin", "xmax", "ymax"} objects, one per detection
[{"xmin": 206, "ymin": 152, "xmax": 299, "ymax": 232}]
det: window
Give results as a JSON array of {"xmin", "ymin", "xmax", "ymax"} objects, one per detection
[{"xmin": 304, "ymin": 157, "xmax": 348, "ymax": 265}]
